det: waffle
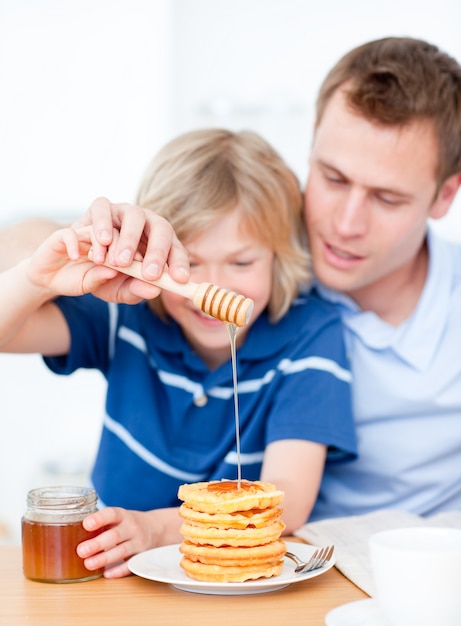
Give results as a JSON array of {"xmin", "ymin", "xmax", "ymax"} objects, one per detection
[
  {"xmin": 180, "ymin": 557, "xmax": 284, "ymax": 582},
  {"xmin": 177, "ymin": 479, "xmax": 284, "ymax": 513},
  {"xmin": 179, "ymin": 538, "xmax": 287, "ymax": 566},
  {"xmin": 179, "ymin": 502, "xmax": 284, "ymax": 529},
  {"xmin": 180, "ymin": 519, "xmax": 285, "ymax": 547},
  {"xmin": 177, "ymin": 479, "xmax": 286, "ymax": 582}
]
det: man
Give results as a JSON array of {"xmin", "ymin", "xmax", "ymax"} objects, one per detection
[
  {"xmin": 305, "ymin": 37, "xmax": 461, "ymax": 519},
  {"xmin": 2, "ymin": 37, "xmax": 461, "ymax": 521}
]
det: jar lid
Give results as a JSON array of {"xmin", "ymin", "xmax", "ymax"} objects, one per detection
[{"xmin": 26, "ymin": 485, "xmax": 97, "ymax": 511}]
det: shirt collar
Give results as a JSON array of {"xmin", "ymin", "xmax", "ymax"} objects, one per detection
[
  {"xmin": 316, "ymin": 229, "xmax": 452, "ymax": 370},
  {"xmin": 142, "ymin": 296, "xmax": 314, "ymax": 365},
  {"xmin": 144, "ymin": 296, "xmax": 298, "ymax": 361}
]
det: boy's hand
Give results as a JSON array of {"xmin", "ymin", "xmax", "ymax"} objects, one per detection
[
  {"xmin": 77, "ymin": 506, "xmax": 181, "ymax": 579},
  {"xmin": 27, "ymin": 226, "xmax": 164, "ymax": 303},
  {"xmin": 73, "ymin": 196, "xmax": 190, "ymax": 284}
]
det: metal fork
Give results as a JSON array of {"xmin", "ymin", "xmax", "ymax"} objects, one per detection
[{"xmin": 285, "ymin": 544, "xmax": 335, "ymax": 573}]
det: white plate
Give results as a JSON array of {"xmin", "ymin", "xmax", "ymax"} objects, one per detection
[
  {"xmin": 325, "ymin": 599, "xmax": 391, "ymax": 626},
  {"xmin": 128, "ymin": 541, "xmax": 335, "ymax": 595}
]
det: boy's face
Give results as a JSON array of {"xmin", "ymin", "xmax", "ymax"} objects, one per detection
[
  {"xmin": 304, "ymin": 88, "xmax": 452, "ymax": 318},
  {"xmin": 159, "ymin": 207, "xmax": 273, "ymax": 369}
]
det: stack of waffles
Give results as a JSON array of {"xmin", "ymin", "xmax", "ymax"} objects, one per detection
[{"xmin": 177, "ymin": 479, "xmax": 286, "ymax": 582}]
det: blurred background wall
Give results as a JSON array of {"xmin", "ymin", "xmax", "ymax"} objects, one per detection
[{"xmin": 1, "ymin": 0, "xmax": 460, "ymax": 543}]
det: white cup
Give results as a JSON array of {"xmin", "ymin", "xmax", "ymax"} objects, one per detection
[{"xmin": 369, "ymin": 527, "xmax": 461, "ymax": 626}]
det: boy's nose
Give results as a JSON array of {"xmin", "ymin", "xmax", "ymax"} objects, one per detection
[{"xmin": 196, "ymin": 265, "xmax": 228, "ymax": 288}]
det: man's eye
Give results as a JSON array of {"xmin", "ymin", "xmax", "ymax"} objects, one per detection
[
  {"xmin": 322, "ymin": 169, "xmax": 346, "ymax": 185},
  {"xmin": 376, "ymin": 194, "xmax": 400, "ymax": 206},
  {"xmin": 326, "ymin": 174, "xmax": 346, "ymax": 185}
]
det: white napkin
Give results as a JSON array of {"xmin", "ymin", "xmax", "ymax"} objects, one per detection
[{"xmin": 294, "ymin": 509, "xmax": 461, "ymax": 596}]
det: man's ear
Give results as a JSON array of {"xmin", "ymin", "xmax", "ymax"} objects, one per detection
[{"xmin": 430, "ymin": 172, "xmax": 461, "ymax": 220}]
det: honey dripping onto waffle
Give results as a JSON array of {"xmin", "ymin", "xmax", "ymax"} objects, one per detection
[
  {"xmin": 227, "ymin": 322, "xmax": 242, "ymax": 489},
  {"xmin": 218, "ymin": 324, "xmax": 265, "ymax": 494}
]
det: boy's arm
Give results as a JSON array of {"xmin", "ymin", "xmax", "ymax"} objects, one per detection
[
  {"xmin": 0, "ymin": 217, "xmax": 61, "ymax": 270},
  {"xmin": 0, "ymin": 222, "xmax": 174, "ymax": 353},
  {"xmin": 0, "ymin": 197, "xmax": 191, "ymax": 280},
  {"xmin": 0, "ymin": 257, "xmax": 71, "ymax": 354},
  {"xmin": 0, "ymin": 226, "xmax": 110, "ymax": 354},
  {"xmin": 0, "ymin": 197, "xmax": 191, "ymax": 353},
  {"xmin": 261, "ymin": 439, "xmax": 327, "ymax": 534}
]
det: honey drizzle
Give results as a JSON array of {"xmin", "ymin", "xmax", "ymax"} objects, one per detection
[{"xmin": 226, "ymin": 322, "xmax": 241, "ymax": 488}]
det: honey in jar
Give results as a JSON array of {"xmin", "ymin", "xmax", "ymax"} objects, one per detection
[{"xmin": 22, "ymin": 485, "xmax": 104, "ymax": 583}]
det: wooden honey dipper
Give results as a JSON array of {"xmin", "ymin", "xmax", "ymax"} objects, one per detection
[{"xmin": 89, "ymin": 252, "xmax": 254, "ymax": 327}]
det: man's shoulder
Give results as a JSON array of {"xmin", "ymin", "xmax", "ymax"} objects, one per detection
[
  {"xmin": 430, "ymin": 229, "xmax": 461, "ymax": 266},
  {"xmin": 428, "ymin": 231, "xmax": 461, "ymax": 295}
]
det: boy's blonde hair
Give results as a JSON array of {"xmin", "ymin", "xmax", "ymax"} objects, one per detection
[{"xmin": 136, "ymin": 128, "xmax": 310, "ymax": 321}]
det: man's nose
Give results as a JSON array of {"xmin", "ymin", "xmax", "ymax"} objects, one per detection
[{"xmin": 333, "ymin": 189, "xmax": 369, "ymax": 237}]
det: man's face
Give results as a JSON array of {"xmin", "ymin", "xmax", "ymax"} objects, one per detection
[{"xmin": 304, "ymin": 88, "xmax": 448, "ymax": 312}]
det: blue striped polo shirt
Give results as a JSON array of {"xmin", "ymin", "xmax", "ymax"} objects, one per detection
[{"xmin": 45, "ymin": 289, "xmax": 356, "ymax": 513}]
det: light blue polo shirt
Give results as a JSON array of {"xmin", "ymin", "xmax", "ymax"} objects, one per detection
[{"xmin": 311, "ymin": 228, "xmax": 461, "ymax": 520}]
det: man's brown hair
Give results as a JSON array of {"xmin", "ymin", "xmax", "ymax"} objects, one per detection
[{"xmin": 316, "ymin": 37, "xmax": 461, "ymax": 188}]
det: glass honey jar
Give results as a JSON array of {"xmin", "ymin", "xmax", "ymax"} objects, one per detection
[{"xmin": 22, "ymin": 485, "xmax": 104, "ymax": 583}]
